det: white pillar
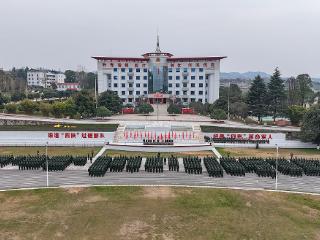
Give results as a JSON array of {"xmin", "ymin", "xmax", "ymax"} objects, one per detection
[{"xmin": 207, "ymin": 61, "xmax": 220, "ymax": 104}]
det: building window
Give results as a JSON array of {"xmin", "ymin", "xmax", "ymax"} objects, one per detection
[
  {"xmin": 129, "ymin": 68, "xmax": 133, "ymax": 72},
  {"xmin": 176, "ymin": 76, "xmax": 180, "ymax": 80},
  {"xmin": 136, "ymin": 91, "xmax": 140, "ymax": 95},
  {"xmin": 199, "ymin": 68, "xmax": 204, "ymax": 72},
  {"xmin": 168, "ymin": 83, "xmax": 172, "ymax": 88},
  {"xmin": 129, "ymin": 76, "xmax": 133, "ymax": 80},
  {"xmin": 136, "ymin": 76, "xmax": 140, "ymax": 80},
  {"xmin": 143, "ymin": 83, "xmax": 147, "ymax": 88},
  {"xmin": 168, "ymin": 91, "xmax": 172, "ymax": 94},
  {"xmin": 176, "ymin": 68, "xmax": 180, "ymax": 72},
  {"xmin": 191, "ymin": 83, "xmax": 195, "ymax": 88},
  {"xmin": 121, "ymin": 91, "xmax": 126, "ymax": 95},
  {"xmin": 199, "ymin": 91, "xmax": 203, "ymax": 95},
  {"xmin": 183, "ymin": 76, "xmax": 188, "ymax": 80},
  {"xmin": 199, "ymin": 83, "xmax": 203, "ymax": 87},
  {"xmin": 199, "ymin": 76, "xmax": 204, "ymax": 80},
  {"xmin": 191, "ymin": 91, "xmax": 195, "ymax": 95},
  {"xmin": 168, "ymin": 68, "xmax": 172, "ymax": 72},
  {"xmin": 114, "ymin": 83, "xmax": 118, "ymax": 87},
  {"xmin": 206, "ymin": 75, "xmax": 209, "ymax": 80},
  {"xmin": 129, "ymin": 91, "xmax": 133, "ymax": 95},
  {"xmin": 183, "ymin": 68, "xmax": 188, "ymax": 72},
  {"xmin": 191, "ymin": 68, "xmax": 196, "ymax": 72},
  {"xmin": 144, "ymin": 91, "xmax": 148, "ymax": 95},
  {"xmin": 143, "ymin": 76, "xmax": 147, "ymax": 80},
  {"xmin": 136, "ymin": 83, "xmax": 140, "ymax": 87},
  {"xmin": 113, "ymin": 76, "xmax": 118, "ymax": 80},
  {"xmin": 136, "ymin": 68, "xmax": 140, "ymax": 73},
  {"xmin": 176, "ymin": 83, "xmax": 180, "ymax": 88},
  {"xmin": 176, "ymin": 91, "xmax": 180, "ymax": 95},
  {"xmin": 191, "ymin": 76, "xmax": 195, "ymax": 80},
  {"xmin": 121, "ymin": 68, "xmax": 126, "ymax": 73},
  {"xmin": 121, "ymin": 83, "xmax": 125, "ymax": 88},
  {"xmin": 129, "ymin": 83, "xmax": 133, "ymax": 87},
  {"xmin": 121, "ymin": 76, "xmax": 126, "ymax": 80},
  {"xmin": 143, "ymin": 68, "xmax": 148, "ymax": 73},
  {"xmin": 113, "ymin": 68, "xmax": 118, "ymax": 72},
  {"xmin": 183, "ymin": 83, "xmax": 187, "ymax": 87},
  {"xmin": 169, "ymin": 76, "xmax": 173, "ymax": 80}
]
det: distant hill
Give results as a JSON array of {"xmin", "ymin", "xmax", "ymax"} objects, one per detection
[{"xmin": 221, "ymin": 72, "xmax": 271, "ymax": 80}]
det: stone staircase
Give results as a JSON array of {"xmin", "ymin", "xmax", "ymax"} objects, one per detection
[{"xmin": 113, "ymin": 124, "xmax": 125, "ymax": 143}]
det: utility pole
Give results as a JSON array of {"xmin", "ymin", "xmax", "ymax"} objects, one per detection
[
  {"xmin": 94, "ymin": 75, "xmax": 98, "ymax": 109},
  {"xmin": 275, "ymin": 144, "xmax": 279, "ymax": 190},
  {"xmin": 46, "ymin": 141, "xmax": 49, "ymax": 187},
  {"xmin": 227, "ymin": 82, "xmax": 230, "ymax": 121}
]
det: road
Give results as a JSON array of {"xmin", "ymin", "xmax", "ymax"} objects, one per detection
[{"xmin": 1, "ymin": 168, "xmax": 320, "ymax": 194}]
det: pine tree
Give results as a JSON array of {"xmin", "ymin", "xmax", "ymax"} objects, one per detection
[
  {"xmin": 268, "ymin": 68, "xmax": 286, "ymax": 121},
  {"xmin": 246, "ymin": 75, "xmax": 267, "ymax": 122}
]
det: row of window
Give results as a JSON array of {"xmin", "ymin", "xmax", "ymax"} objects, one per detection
[
  {"xmin": 168, "ymin": 83, "xmax": 206, "ymax": 88},
  {"xmin": 113, "ymin": 75, "xmax": 148, "ymax": 80},
  {"xmin": 117, "ymin": 90, "xmax": 206, "ymax": 96},
  {"xmin": 168, "ymin": 91, "xmax": 206, "ymax": 96},
  {"xmin": 114, "ymin": 68, "xmax": 148, "ymax": 73},
  {"xmin": 112, "ymin": 83, "xmax": 148, "ymax": 88},
  {"xmin": 168, "ymin": 68, "xmax": 204, "ymax": 73},
  {"xmin": 168, "ymin": 75, "xmax": 207, "ymax": 81}
]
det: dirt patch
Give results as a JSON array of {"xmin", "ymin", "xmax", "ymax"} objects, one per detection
[
  {"xmin": 84, "ymin": 195, "xmax": 108, "ymax": 203},
  {"xmin": 179, "ymin": 151, "xmax": 213, "ymax": 156},
  {"xmin": 143, "ymin": 187, "xmax": 176, "ymax": 199},
  {"xmin": 65, "ymin": 187, "xmax": 85, "ymax": 194},
  {"xmin": 118, "ymin": 220, "xmax": 150, "ymax": 240}
]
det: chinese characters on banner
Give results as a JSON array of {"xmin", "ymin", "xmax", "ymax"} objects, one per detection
[
  {"xmin": 211, "ymin": 133, "xmax": 272, "ymax": 140},
  {"xmin": 48, "ymin": 132, "xmax": 106, "ymax": 139}
]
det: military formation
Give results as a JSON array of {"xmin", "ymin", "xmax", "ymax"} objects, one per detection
[
  {"xmin": 88, "ymin": 156, "xmax": 112, "ymax": 177},
  {"xmin": 203, "ymin": 157, "xmax": 223, "ymax": 177},
  {"xmin": 0, "ymin": 155, "xmax": 14, "ymax": 168},
  {"xmin": 238, "ymin": 157, "xmax": 276, "ymax": 178},
  {"xmin": 109, "ymin": 156, "xmax": 126, "ymax": 172},
  {"xmin": 267, "ymin": 158, "xmax": 303, "ymax": 177},
  {"xmin": 291, "ymin": 158, "xmax": 320, "ymax": 176},
  {"xmin": 183, "ymin": 156, "xmax": 202, "ymax": 174},
  {"xmin": 220, "ymin": 157, "xmax": 246, "ymax": 176},
  {"xmin": 145, "ymin": 156, "xmax": 164, "ymax": 173},
  {"xmin": 168, "ymin": 155, "xmax": 179, "ymax": 172},
  {"xmin": 126, "ymin": 156, "xmax": 142, "ymax": 173}
]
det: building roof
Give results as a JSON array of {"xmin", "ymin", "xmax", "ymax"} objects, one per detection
[
  {"xmin": 92, "ymin": 56, "xmax": 148, "ymax": 62},
  {"xmin": 168, "ymin": 56, "xmax": 227, "ymax": 62}
]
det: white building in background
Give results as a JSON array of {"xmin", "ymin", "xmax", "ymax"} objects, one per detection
[
  {"xmin": 27, "ymin": 69, "xmax": 66, "ymax": 88},
  {"xmin": 93, "ymin": 37, "xmax": 226, "ymax": 105}
]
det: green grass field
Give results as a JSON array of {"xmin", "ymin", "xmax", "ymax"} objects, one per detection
[
  {"xmin": 217, "ymin": 147, "xmax": 320, "ymax": 159},
  {"xmin": 0, "ymin": 187, "xmax": 320, "ymax": 240},
  {"xmin": 0, "ymin": 147, "xmax": 100, "ymax": 156}
]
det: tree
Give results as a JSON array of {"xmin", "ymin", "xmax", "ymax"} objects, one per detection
[
  {"xmin": 18, "ymin": 99, "xmax": 38, "ymax": 114},
  {"xmin": 189, "ymin": 101, "xmax": 205, "ymax": 114},
  {"xmin": 51, "ymin": 102, "xmax": 66, "ymax": 118},
  {"xmin": 72, "ymin": 91, "xmax": 95, "ymax": 117},
  {"xmin": 230, "ymin": 102, "xmax": 248, "ymax": 119},
  {"xmin": 39, "ymin": 102, "xmax": 52, "ymax": 116},
  {"xmin": 301, "ymin": 105, "xmax": 320, "ymax": 145},
  {"xmin": 287, "ymin": 77, "xmax": 300, "ymax": 106},
  {"xmin": 0, "ymin": 92, "xmax": 5, "ymax": 106},
  {"xmin": 296, "ymin": 74, "xmax": 313, "ymax": 105},
  {"xmin": 268, "ymin": 68, "xmax": 286, "ymax": 121},
  {"xmin": 96, "ymin": 106, "xmax": 112, "ymax": 117},
  {"xmin": 5, "ymin": 103, "xmax": 17, "ymax": 113},
  {"xmin": 98, "ymin": 90, "xmax": 122, "ymax": 114},
  {"xmin": 210, "ymin": 109, "xmax": 227, "ymax": 120},
  {"xmin": 65, "ymin": 70, "xmax": 77, "ymax": 83},
  {"xmin": 135, "ymin": 103, "xmax": 154, "ymax": 114},
  {"xmin": 287, "ymin": 105, "xmax": 306, "ymax": 126},
  {"xmin": 63, "ymin": 98, "xmax": 77, "ymax": 118},
  {"xmin": 11, "ymin": 92, "xmax": 26, "ymax": 102},
  {"xmin": 167, "ymin": 103, "xmax": 181, "ymax": 114},
  {"xmin": 246, "ymin": 75, "xmax": 268, "ymax": 121}
]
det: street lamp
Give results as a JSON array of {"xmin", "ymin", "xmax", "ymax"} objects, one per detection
[
  {"xmin": 46, "ymin": 141, "xmax": 49, "ymax": 187},
  {"xmin": 275, "ymin": 144, "xmax": 279, "ymax": 190}
]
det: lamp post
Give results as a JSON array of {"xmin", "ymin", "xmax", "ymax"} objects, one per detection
[
  {"xmin": 275, "ymin": 144, "xmax": 279, "ymax": 190},
  {"xmin": 46, "ymin": 141, "xmax": 49, "ymax": 187},
  {"xmin": 227, "ymin": 82, "xmax": 230, "ymax": 121}
]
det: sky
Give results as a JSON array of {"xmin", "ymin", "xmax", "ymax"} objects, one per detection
[{"xmin": 0, "ymin": 0, "xmax": 319, "ymax": 77}]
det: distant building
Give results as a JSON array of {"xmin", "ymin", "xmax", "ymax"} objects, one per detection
[
  {"xmin": 27, "ymin": 69, "xmax": 66, "ymax": 88},
  {"xmin": 93, "ymin": 36, "xmax": 226, "ymax": 105},
  {"xmin": 56, "ymin": 82, "xmax": 81, "ymax": 91}
]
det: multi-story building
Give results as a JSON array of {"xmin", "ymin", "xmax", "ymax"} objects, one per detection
[
  {"xmin": 27, "ymin": 69, "xmax": 66, "ymax": 88},
  {"xmin": 93, "ymin": 37, "xmax": 226, "ymax": 104}
]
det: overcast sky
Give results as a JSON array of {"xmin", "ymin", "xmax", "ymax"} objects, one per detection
[{"xmin": 0, "ymin": 0, "xmax": 319, "ymax": 77}]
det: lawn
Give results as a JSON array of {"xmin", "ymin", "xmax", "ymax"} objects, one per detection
[
  {"xmin": 0, "ymin": 147, "xmax": 100, "ymax": 156},
  {"xmin": 0, "ymin": 124, "xmax": 118, "ymax": 132},
  {"xmin": 105, "ymin": 150, "xmax": 214, "ymax": 158},
  {"xmin": 217, "ymin": 147, "xmax": 320, "ymax": 159},
  {"xmin": 0, "ymin": 186, "xmax": 320, "ymax": 240},
  {"xmin": 200, "ymin": 125, "xmax": 287, "ymax": 133}
]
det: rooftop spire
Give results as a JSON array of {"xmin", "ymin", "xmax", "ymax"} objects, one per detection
[{"xmin": 155, "ymin": 30, "xmax": 161, "ymax": 53}]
